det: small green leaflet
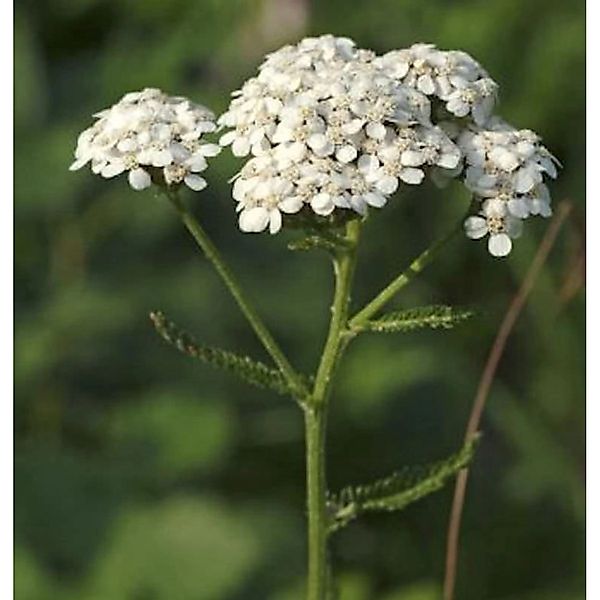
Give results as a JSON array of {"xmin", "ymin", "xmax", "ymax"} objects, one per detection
[
  {"xmin": 359, "ymin": 305, "xmax": 476, "ymax": 334},
  {"xmin": 150, "ymin": 311, "xmax": 296, "ymax": 397},
  {"xmin": 327, "ymin": 436, "xmax": 479, "ymax": 533}
]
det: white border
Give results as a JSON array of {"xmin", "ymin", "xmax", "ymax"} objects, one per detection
[{"xmin": 587, "ymin": 0, "xmax": 594, "ymax": 596}]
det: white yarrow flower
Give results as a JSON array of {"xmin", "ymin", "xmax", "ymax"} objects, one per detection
[
  {"xmin": 459, "ymin": 125, "xmax": 559, "ymax": 256},
  {"xmin": 70, "ymin": 88, "xmax": 220, "ymax": 192},
  {"xmin": 219, "ymin": 35, "xmax": 464, "ymax": 234}
]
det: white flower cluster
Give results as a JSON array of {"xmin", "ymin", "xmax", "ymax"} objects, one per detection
[
  {"xmin": 69, "ymin": 39, "xmax": 559, "ymax": 259},
  {"xmin": 220, "ymin": 35, "xmax": 461, "ymax": 234},
  {"xmin": 69, "ymin": 88, "xmax": 220, "ymax": 192},
  {"xmin": 220, "ymin": 35, "xmax": 559, "ymax": 257},
  {"xmin": 375, "ymin": 43, "xmax": 498, "ymax": 126},
  {"xmin": 460, "ymin": 124, "xmax": 559, "ymax": 256}
]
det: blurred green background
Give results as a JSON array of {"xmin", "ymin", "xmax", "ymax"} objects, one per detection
[{"xmin": 14, "ymin": 0, "xmax": 585, "ymax": 598}]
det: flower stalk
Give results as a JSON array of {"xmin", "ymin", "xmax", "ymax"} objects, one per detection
[
  {"xmin": 350, "ymin": 223, "xmax": 459, "ymax": 329},
  {"xmin": 305, "ymin": 219, "xmax": 361, "ymax": 599},
  {"xmin": 165, "ymin": 189, "xmax": 309, "ymax": 400}
]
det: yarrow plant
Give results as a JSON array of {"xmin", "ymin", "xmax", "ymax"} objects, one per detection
[{"xmin": 70, "ymin": 35, "xmax": 560, "ymax": 599}]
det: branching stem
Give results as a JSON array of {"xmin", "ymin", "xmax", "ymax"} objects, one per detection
[
  {"xmin": 349, "ymin": 222, "xmax": 460, "ymax": 329},
  {"xmin": 165, "ymin": 190, "xmax": 308, "ymax": 399}
]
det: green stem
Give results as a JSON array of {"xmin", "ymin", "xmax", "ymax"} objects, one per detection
[
  {"xmin": 305, "ymin": 405, "xmax": 328, "ymax": 600},
  {"xmin": 305, "ymin": 219, "xmax": 361, "ymax": 600},
  {"xmin": 349, "ymin": 225, "xmax": 458, "ymax": 329},
  {"xmin": 166, "ymin": 190, "xmax": 308, "ymax": 399}
]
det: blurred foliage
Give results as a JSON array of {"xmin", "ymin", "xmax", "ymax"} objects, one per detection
[{"xmin": 15, "ymin": 0, "xmax": 584, "ymax": 598}]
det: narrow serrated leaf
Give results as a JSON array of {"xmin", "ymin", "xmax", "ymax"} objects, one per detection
[
  {"xmin": 360, "ymin": 305, "xmax": 475, "ymax": 333},
  {"xmin": 150, "ymin": 311, "xmax": 295, "ymax": 397},
  {"xmin": 327, "ymin": 437, "xmax": 479, "ymax": 532}
]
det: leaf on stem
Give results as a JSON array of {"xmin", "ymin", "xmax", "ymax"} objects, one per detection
[
  {"xmin": 357, "ymin": 305, "xmax": 476, "ymax": 334},
  {"xmin": 327, "ymin": 437, "xmax": 479, "ymax": 533},
  {"xmin": 150, "ymin": 310, "xmax": 301, "ymax": 397}
]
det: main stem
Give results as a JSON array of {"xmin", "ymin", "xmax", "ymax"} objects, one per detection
[
  {"xmin": 305, "ymin": 219, "xmax": 361, "ymax": 600},
  {"xmin": 166, "ymin": 191, "xmax": 307, "ymax": 398}
]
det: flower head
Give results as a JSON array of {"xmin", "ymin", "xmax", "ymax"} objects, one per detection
[
  {"xmin": 376, "ymin": 43, "xmax": 498, "ymax": 126},
  {"xmin": 220, "ymin": 35, "xmax": 463, "ymax": 234},
  {"xmin": 458, "ymin": 122, "xmax": 560, "ymax": 256},
  {"xmin": 69, "ymin": 88, "xmax": 220, "ymax": 192}
]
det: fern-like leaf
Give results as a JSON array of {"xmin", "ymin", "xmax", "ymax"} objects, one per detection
[
  {"xmin": 327, "ymin": 437, "xmax": 479, "ymax": 533},
  {"xmin": 150, "ymin": 311, "xmax": 297, "ymax": 397},
  {"xmin": 359, "ymin": 305, "xmax": 475, "ymax": 334}
]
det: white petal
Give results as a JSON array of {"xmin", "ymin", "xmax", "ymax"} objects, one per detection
[
  {"xmin": 185, "ymin": 152, "xmax": 208, "ymax": 172},
  {"xmin": 507, "ymin": 198, "xmax": 529, "ymax": 219},
  {"xmin": 251, "ymin": 136, "xmax": 271, "ymax": 156},
  {"xmin": 437, "ymin": 150, "xmax": 461, "ymax": 169},
  {"xmin": 375, "ymin": 175, "xmax": 398, "ymax": 195},
  {"xmin": 336, "ymin": 145, "xmax": 358, "ymax": 163},
  {"xmin": 364, "ymin": 192, "xmax": 387, "ymax": 208},
  {"xmin": 184, "ymin": 174, "xmax": 207, "ymax": 191},
  {"xmin": 399, "ymin": 168, "xmax": 425, "ymax": 185},
  {"xmin": 350, "ymin": 195, "xmax": 368, "ymax": 216},
  {"xmin": 128, "ymin": 168, "xmax": 152, "ymax": 190},
  {"xmin": 232, "ymin": 136, "xmax": 251, "ymax": 157},
  {"xmin": 365, "ymin": 122, "xmax": 386, "ymax": 140},
  {"xmin": 219, "ymin": 131, "xmax": 237, "ymax": 146},
  {"xmin": 117, "ymin": 138, "xmax": 137, "ymax": 152},
  {"xmin": 418, "ymin": 74, "xmax": 435, "ymax": 95},
  {"xmin": 342, "ymin": 119, "xmax": 365, "ymax": 135},
  {"xmin": 239, "ymin": 207, "xmax": 269, "ymax": 232},
  {"xmin": 152, "ymin": 148, "xmax": 173, "ymax": 167},
  {"xmin": 357, "ymin": 154, "xmax": 379, "ymax": 174},
  {"xmin": 401, "ymin": 150, "xmax": 426, "ymax": 167},
  {"xmin": 489, "ymin": 147, "xmax": 519, "ymax": 172},
  {"xmin": 269, "ymin": 210, "xmax": 282, "ymax": 234},
  {"xmin": 69, "ymin": 157, "xmax": 88, "ymax": 171},
  {"xmin": 447, "ymin": 97, "xmax": 470, "ymax": 117},
  {"xmin": 199, "ymin": 143, "xmax": 221, "ymax": 157},
  {"xmin": 311, "ymin": 193, "xmax": 335, "ymax": 216},
  {"xmin": 488, "ymin": 233, "xmax": 512, "ymax": 257},
  {"xmin": 514, "ymin": 166, "xmax": 540, "ymax": 194},
  {"xmin": 464, "ymin": 216, "xmax": 488, "ymax": 240},
  {"xmin": 279, "ymin": 197, "xmax": 304, "ymax": 214},
  {"xmin": 307, "ymin": 133, "xmax": 334, "ymax": 156},
  {"xmin": 102, "ymin": 162, "xmax": 126, "ymax": 178}
]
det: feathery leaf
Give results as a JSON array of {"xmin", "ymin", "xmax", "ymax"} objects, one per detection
[
  {"xmin": 358, "ymin": 305, "xmax": 475, "ymax": 334},
  {"xmin": 327, "ymin": 437, "xmax": 479, "ymax": 533},
  {"xmin": 150, "ymin": 311, "xmax": 299, "ymax": 397}
]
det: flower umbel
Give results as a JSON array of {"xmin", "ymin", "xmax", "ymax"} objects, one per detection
[
  {"xmin": 69, "ymin": 88, "xmax": 220, "ymax": 192},
  {"xmin": 220, "ymin": 35, "xmax": 462, "ymax": 234},
  {"xmin": 219, "ymin": 35, "xmax": 559, "ymax": 257},
  {"xmin": 459, "ymin": 122, "xmax": 559, "ymax": 256}
]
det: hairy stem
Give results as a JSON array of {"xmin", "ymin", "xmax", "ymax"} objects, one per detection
[
  {"xmin": 305, "ymin": 405, "xmax": 328, "ymax": 600},
  {"xmin": 305, "ymin": 219, "xmax": 361, "ymax": 599},
  {"xmin": 166, "ymin": 190, "xmax": 308, "ymax": 398},
  {"xmin": 349, "ymin": 223, "xmax": 459, "ymax": 329}
]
